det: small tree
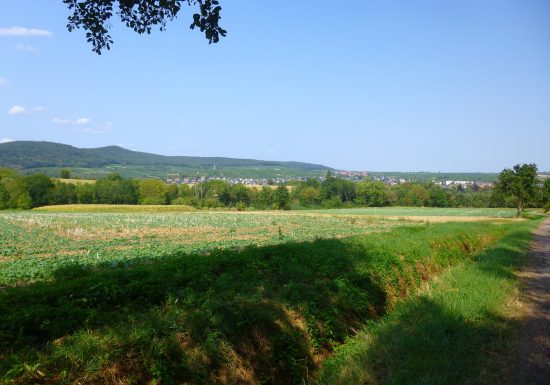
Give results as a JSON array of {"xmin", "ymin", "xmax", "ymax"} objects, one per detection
[
  {"xmin": 495, "ymin": 163, "xmax": 538, "ymax": 217},
  {"xmin": 273, "ymin": 185, "xmax": 290, "ymax": 210},
  {"xmin": 25, "ymin": 173, "xmax": 54, "ymax": 208},
  {"xmin": 542, "ymin": 178, "xmax": 550, "ymax": 213},
  {"xmin": 60, "ymin": 169, "xmax": 71, "ymax": 179},
  {"xmin": 138, "ymin": 179, "xmax": 168, "ymax": 205}
]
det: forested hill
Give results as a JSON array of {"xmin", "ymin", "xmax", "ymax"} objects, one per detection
[{"xmin": 0, "ymin": 141, "xmax": 330, "ymax": 171}]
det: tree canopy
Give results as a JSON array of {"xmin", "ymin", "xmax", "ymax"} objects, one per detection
[
  {"xmin": 63, "ymin": 0, "xmax": 226, "ymax": 54},
  {"xmin": 495, "ymin": 163, "xmax": 538, "ymax": 217},
  {"xmin": 543, "ymin": 178, "xmax": 550, "ymax": 213}
]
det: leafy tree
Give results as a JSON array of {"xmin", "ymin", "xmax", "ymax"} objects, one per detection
[
  {"xmin": 75, "ymin": 183, "xmax": 96, "ymax": 204},
  {"xmin": 256, "ymin": 186, "xmax": 274, "ymax": 209},
  {"xmin": 105, "ymin": 172, "xmax": 123, "ymax": 181},
  {"xmin": 0, "ymin": 168, "xmax": 19, "ymax": 180},
  {"xmin": 63, "ymin": 0, "xmax": 226, "ymax": 54},
  {"xmin": 304, "ymin": 178, "xmax": 320, "ymax": 188},
  {"xmin": 165, "ymin": 184, "xmax": 179, "ymax": 204},
  {"xmin": 273, "ymin": 185, "xmax": 290, "ymax": 210},
  {"xmin": 24, "ymin": 174, "xmax": 54, "ymax": 208},
  {"xmin": 48, "ymin": 182, "xmax": 77, "ymax": 205},
  {"xmin": 138, "ymin": 179, "xmax": 168, "ymax": 205},
  {"xmin": 299, "ymin": 186, "xmax": 321, "ymax": 207},
  {"xmin": 0, "ymin": 182, "xmax": 9, "ymax": 209},
  {"xmin": 231, "ymin": 184, "xmax": 250, "ymax": 206},
  {"xmin": 356, "ymin": 181, "xmax": 388, "ymax": 207},
  {"xmin": 427, "ymin": 183, "xmax": 449, "ymax": 207},
  {"xmin": 337, "ymin": 179, "xmax": 356, "ymax": 203},
  {"xmin": 321, "ymin": 172, "xmax": 356, "ymax": 203},
  {"xmin": 495, "ymin": 163, "xmax": 538, "ymax": 217},
  {"xmin": 2, "ymin": 177, "xmax": 32, "ymax": 209},
  {"xmin": 172, "ymin": 184, "xmax": 194, "ymax": 205},
  {"xmin": 59, "ymin": 169, "xmax": 71, "ymax": 179},
  {"xmin": 0, "ymin": 169, "xmax": 31, "ymax": 209},
  {"xmin": 321, "ymin": 171, "xmax": 339, "ymax": 200},
  {"xmin": 204, "ymin": 179, "xmax": 229, "ymax": 206},
  {"xmin": 542, "ymin": 178, "xmax": 550, "ymax": 213},
  {"xmin": 398, "ymin": 183, "xmax": 430, "ymax": 207},
  {"xmin": 96, "ymin": 177, "xmax": 139, "ymax": 204}
]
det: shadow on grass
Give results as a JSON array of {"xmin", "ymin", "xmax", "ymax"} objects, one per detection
[
  {"xmin": 0, "ymin": 237, "xmax": 387, "ymax": 385},
  {"xmin": 318, "ymin": 220, "xmax": 540, "ymax": 385},
  {"xmin": 320, "ymin": 296, "xmax": 516, "ymax": 385}
]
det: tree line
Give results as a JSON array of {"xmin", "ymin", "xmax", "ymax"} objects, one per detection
[{"xmin": 0, "ymin": 167, "xmax": 548, "ymax": 212}]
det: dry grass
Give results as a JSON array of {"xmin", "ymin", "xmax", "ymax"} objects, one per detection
[{"xmin": 55, "ymin": 178, "xmax": 96, "ymax": 185}]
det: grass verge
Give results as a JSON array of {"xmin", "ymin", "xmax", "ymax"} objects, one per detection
[{"xmin": 318, "ymin": 219, "xmax": 540, "ymax": 385}]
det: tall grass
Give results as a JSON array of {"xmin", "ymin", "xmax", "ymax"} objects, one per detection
[{"xmin": 318, "ymin": 219, "xmax": 540, "ymax": 385}]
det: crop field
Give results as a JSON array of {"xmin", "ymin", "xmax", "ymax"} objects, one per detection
[
  {"xmin": 0, "ymin": 208, "xmax": 540, "ymax": 385},
  {"xmin": 307, "ymin": 207, "xmax": 518, "ymax": 218},
  {"xmin": 0, "ymin": 211, "xmax": 410, "ymax": 285}
]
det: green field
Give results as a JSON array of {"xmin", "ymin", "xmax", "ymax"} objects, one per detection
[
  {"xmin": 0, "ymin": 209, "xmax": 540, "ymax": 385},
  {"xmin": 0, "ymin": 211, "xmax": 409, "ymax": 285},
  {"xmin": 307, "ymin": 207, "xmax": 518, "ymax": 218}
]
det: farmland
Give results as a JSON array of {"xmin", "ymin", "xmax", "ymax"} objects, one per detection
[
  {"xmin": 0, "ymin": 207, "xmax": 540, "ymax": 384},
  {"xmin": 0, "ymin": 210, "xmax": 410, "ymax": 285},
  {"xmin": 306, "ymin": 206, "xmax": 518, "ymax": 217}
]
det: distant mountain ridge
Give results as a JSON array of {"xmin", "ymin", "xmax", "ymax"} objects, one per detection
[{"xmin": 0, "ymin": 141, "xmax": 331, "ymax": 171}]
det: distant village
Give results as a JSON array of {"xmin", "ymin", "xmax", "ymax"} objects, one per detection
[{"xmin": 164, "ymin": 170, "xmax": 495, "ymax": 189}]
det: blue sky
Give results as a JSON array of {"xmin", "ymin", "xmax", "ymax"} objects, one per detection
[{"xmin": 1, "ymin": 1, "xmax": 549, "ymax": 172}]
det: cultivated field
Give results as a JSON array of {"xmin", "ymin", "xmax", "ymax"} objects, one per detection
[
  {"xmin": 0, "ymin": 210, "xmax": 409, "ymax": 285},
  {"xmin": 0, "ymin": 207, "xmax": 541, "ymax": 385},
  {"xmin": 307, "ymin": 207, "xmax": 518, "ymax": 218}
]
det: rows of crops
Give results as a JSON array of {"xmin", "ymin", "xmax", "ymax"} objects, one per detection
[
  {"xmin": 0, "ymin": 211, "xmax": 411, "ymax": 285},
  {"xmin": 307, "ymin": 207, "xmax": 518, "ymax": 217}
]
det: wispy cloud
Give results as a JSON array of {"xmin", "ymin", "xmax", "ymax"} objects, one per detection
[
  {"xmin": 7, "ymin": 105, "xmax": 46, "ymax": 116},
  {"xmin": 0, "ymin": 138, "xmax": 15, "ymax": 144},
  {"xmin": 53, "ymin": 117, "xmax": 112, "ymax": 134},
  {"xmin": 15, "ymin": 43, "xmax": 40, "ymax": 53},
  {"xmin": 0, "ymin": 27, "xmax": 52, "ymax": 37},
  {"xmin": 53, "ymin": 117, "xmax": 92, "ymax": 125},
  {"xmin": 0, "ymin": 78, "xmax": 7, "ymax": 87},
  {"xmin": 8, "ymin": 105, "xmax": 26, "ymax": 115},
  {"xmin": 83, "ymin": 121, "xmax": 114, "ymax": 134},
  {"xmin": 76, "ymin": 117, "xmax": 91, "ymax": 125}
]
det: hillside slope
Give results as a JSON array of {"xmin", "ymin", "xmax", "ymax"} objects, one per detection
[{"xmin": 0, "ymin": 141, "xmax": 330, "ymax": 177}]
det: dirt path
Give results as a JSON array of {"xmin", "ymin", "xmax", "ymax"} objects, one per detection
[{"xmin": 516, "ymin": 219, "xmax": 550, "ymax": 385}]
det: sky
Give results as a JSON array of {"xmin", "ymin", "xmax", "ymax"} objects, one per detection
[{"xmin": 0, "ymin": 1, "xmax": 549, "ymax": 172}]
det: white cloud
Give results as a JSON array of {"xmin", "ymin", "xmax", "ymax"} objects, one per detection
[
  {"xmin": 8, "ymin": 105, "xmax": 26, "ymax": 115},
  {"xmin": 76, "ymin": 117, "xmax": 91, "ymax": 125},
  {"xmin": 0, "ymin": 27, "xmax": 52, "ymax": 37},
  {"xmin": 53, "ymin": 117, "xmax": 92, "ymax": 125},
  {"xmin": 0, "ymin": 138, "xmax": 15, "ymax": 144},
  {"xmin": 7, "ymin": 105, "xmax": 46, "ymax": 116},
  {"xmin": 83, "ymin": 121, "xmax": 114, "ymax": 134},
  {"xmin": 15, "ymin": 43, "xmax": 40, "ymax": 53},
  {"xmin": 0, "ymin": 78, "xmax": 7, "ymax": 87}
]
